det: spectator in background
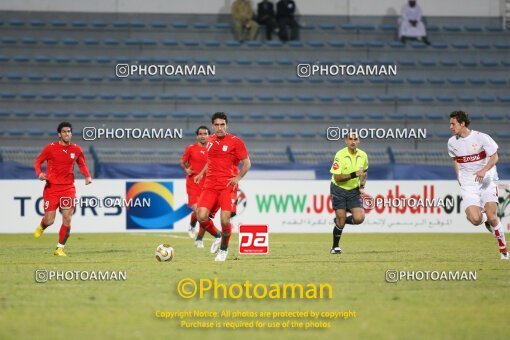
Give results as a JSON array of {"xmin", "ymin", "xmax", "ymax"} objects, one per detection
[
  {"xmin": 257, "ymin": 0, "xmax": 277, "ymax": 40},
  {"xmin": 232, "ymin": 0, "xmax": 258, "ymax": 42},
  {"xmin": 398, "ymin": 0, "xmax": 430, "ymax": 45},
  {"xmin": 276, "ymin": 0, "xmax": 299, "ymax": 41}
]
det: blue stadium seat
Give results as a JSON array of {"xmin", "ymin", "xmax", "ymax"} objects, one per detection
[
  {"xmin": 436, "ymin": 131, "xmax": 453, "ymax": 138},
  {"xmin": 14, "ymin": 111, "xmax": 30, "ymax": 117},
  {"xmin": 498, "ymin": 96, "xmax": 510, "ymax": 102},
  {"xmin": 350, "ymin": 40, "xmax": 366, "ymax": 48},
  {"xmin": 71, "ymin": 20, "xmax": 87, "ymax": 27},
  {"xmin": 328, "ymin": 40, "xmax": 345, "ymax": 48},
  {"xmin": 21, "ymin": 37, "xmax": 36, "ymax": 44},
  {"xmin": 0, "ymin": 55, "xmax": 9, "ymax": 62},
  {"xmin": 27, "ymin": 74, "xmax": 44, "ymax": 81},
  {"xmin": 288, "ymin": 41, "xmax": 304, "ymax": 47},
  {"xmin": 451, "ymin": 43, "xmax": 469, "ymax": 49},
  {"xmin": 6, "ymin": 73, "xmax": 23, "ymax": 80},
  {"xmin": 91, "ymin": 21, "xmax": 108, "ymax": 27},
  {"xmin": 440, "ymin": 59, "xmax": 457, "ymax": 67},
  {"xmin": 75, "ymin": 56, "xmax": 92, "ymax": 63},
  {"xmin": 478, "ymin": 95, "xmax": 495, "ymax": 102},
  {"xmin": 226, "ymin": 76, "xmax": 242, "ymax": 83},
  {"xmin": 464, "ymin": 25, "xmax": 482, "ymax": 32},
  {"xmin": 236, "ymin": 58, "xmax": 252, "ymax": 65},
  {"xmin": 159, "ymin": 94, "xmax": 174, "ymax": 100},
  {"xmin": 427, "ymin": 77, "xmax": 445, "ymax": 85},
  {"xmin": 340, "ymin": 23, "xmax": 356, "ymax": 30},
  {"xmin": 237, "ymin": 94, "xmax": 254, "ymax": 101},
  {"xmin": 426, "ymin": 113, "xmax": 443, "ymax": 120},
  {"xmin": 95, "ymin": 56, "xmax": 111, "ymax": 63},
  {"xmin": 276, "ymin": 58, "xmax": 292, "ymax": 66},
  {"xmin": 457, "ymin": 95, "xmax": 475, "ymax": 102},
  {"xmin": 13, "ymin": 55, "xmax": 30, "ymax": 62},
  {"xmin": 357, "ymin": 95, "xmax": 375, "ymax": 102},
  {"xmin": 260, "ymin": 131, "xmax": 278, "ymax": 138},
  {"xmin": 173, "ymin": 57, "xmax": 188, "ymax": 64},
  {"xmin": 443, "ymin": 25, "xmax": 461, "ymax": 32},
  {"xmin": 172, "ymin": 112, "xmax": 188, "ymax": 119},
  {"xmin": 460, "ymin": 59, "xmax": 477, "ymax": 67},
  {"xmin": 297, "ymin": 95, "xmax": 314, "ymax": 102},
  {"xmin": 267, "ymin": 76, "xmax": 284, "ymax": 83},
  {"xmin": 0, "ymin": 92, "xmax": 16, "ymax": 99},
  {"xmin": 50, "ymin": 20, "xmax": 66, "ymax": 27},
  {"xmin": 318, "ymin": 95, "xmax": 334, "ymax": 102},
  {"xmin": 329, "ymin": 113, "xmax": 344, "ymax": 120},
  {"xmin": 62, "ymin": 38, "xmax": 79, "ymax": 45},
  {"xmin": 378, "ymin": 95, "xmax": 396, "ymax": 102},
  {"xmin": 276, "ymin": 95, "xmax": 293, "ymax": 102},
  {"xmin": 8, "ymin": 129, "xmax": 24, "ymax": 136},
  {"xmin": 486, "ymin": 25, "xmax": 503, "ymax": 32},
  {"xmin": 358, "ymin": 24, "xmax": 375, "ymax": 31},
  {"xmin": 217, "ymin": 94, "xmax": 233, "ymax": 101},
  {"xmin": 225, "ymin": 40, "xmax": 241, "ymax": 47},
  {"xmin": 486, "ymin": 113, "xmax": 504, "ymax": 120},
  {"xmin": 214, "ymin": 22, "xmax": 230, "ymax": 29},
  {"xmin": 407, "ymin": 77, "xmax": 424, "ymax": 84},
  {"xmin": 257, "ymin": 94, "xmax": 274, "ymax": 101},
  {"xmin": 30, "ymin": 19, "xmax": 45, "ymax": 27},
  {"xmin": 288, "ymin": 112, "xmax": 305, "ymax": 120},
  {"xmin": 494, "ymin": 43, "xmax": 510, "ymax": 49},
  {"xmin": 398, "ymin": 58, "xmax": 415, "ymax": 66},
  {"xmin": 495, "ymin": 132, "xmax": 510, "ymax": 139},
  {"xmin": 410, "ymin": 41, "xmax": 427, "ymax": 49},
  {"xmin": 151, "ymin": 21, "xmax": 167, "ymax": 28},
  {"xmin": 203, "ymin": 39, "xmax": 220, "ymax": 47},
  {"xmin": 47, "ymin": 74, "xmax": 64, "ymax": 81},
  {"xmin": 300, "ymin": 132, "xmax": 317, "ymax": 139},
  {"xmin": 448, "ymin": 77, "xmax": 466, "ymax": 85},
  {"xmin": 182, "ymin": 39, "xmax": 199, "ymax": 46},
  {"xmin": 60, "ymin": 93, "xmax": 77, "ymax": 100},
  {"xmin": 419, "ymin": 59, "xmax": 436, "ymax": 66},
  {"xmin": 388, "ymin": 41, "xmax": 405, "ymax": 48},
  {"xmin": 489, "ymin": 79, "xmax": 507, "ymax": 85},
  {"xmin": 396, "ymin": 95, "xmax": 412, "ymax": 102},
  {"xmin": 268, "ymin": 112, "xmax": 285, "ymax": 120},
  {"xmin": 300, "ymin": 23, "xmax": 314, "ymax": 30},
  {"xmin": 246, "ymin": 40, "xmax": 262, "ymax": 47},
  {"xmin": 246, "ymin": 76, "xmax": 263, "ymax": 83},
  {"xmin": 379, "ymin": 23, "xmax": 396, "ymax": 31},
  {"xmin": 436, "ymin": 95, "xmax": 454, "ymax": 102},
  {"xmin": 319, "ymin": 23, "xmax": 336, "ymax": 30},
  {"xmin": 172, "ymin": 21, "xmax": 188, "ymax": 29},
  {"xmin": 468, "ymin": 78, "xmax": 486, "ymax": 85},
  {"xmin": 249, "ymin": 112, "xmax": 265, "ymax": 120},
  {"xmin": 120, "ymin": 93, "xmax": 136, "ymax": 100},
  {"xmin": 256, "ymin": 58, "xmax": 273, "ymax": 65},
  {"xmin": 338, "ymin": 95, "xmax": 354, "ymax": 102},
  {"xmin": 308, "ymin": 40, "xmax": 325, "ymax": 47},
  {"xmin": 481, "ymin": 59, "xmax": 498, "ymax": 67},
  {"xmin": 472, "ymin": 43, "xmax": 490, "ymax": 49},
  {"xmin": 348, "ymin": 113, "xmax": 364, "ymax": 120},
  {"xmin": 113, "ymin": 112, "xmax": 129, "ymax": 119},
  {"xmin": 368, "ymin": 41, "xmax": 384, "ymax": 48},
  {"xmin": 280, "ymin": 132, "xmax": 297, "ymax": 138},
  {"xmin": 416, "ymin": 95, "xmax": 434, "ymax": 102},
  {"xmin": 162, "ymin": 39, "xmax": 178, "ymax": 46},
  {"xmin": 130, "ymin": 21, "xmax": 146, "ymax": 28},
  {"xmin": 1, "ymin": 36, "xmax": 17, "ymax": 44},
  {"xmin": 406, "ymin": 113, "xmax": 423, "ymax": 120},
  {"xmin": 368, "ymin": 113, "xmax": 385, "ymax": 120},
  {"xmin": 431, "ymin": 42, "xmax": 448, "ymax": 49}
]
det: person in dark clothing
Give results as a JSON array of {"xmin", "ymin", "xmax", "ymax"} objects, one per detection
[
  {"xmin": 276, "ymin": 0, "xmax": 299, "ymax": 41},
  {"xmin": 257, "ymin": 0, "xmax": 277, "ymax": 40}
]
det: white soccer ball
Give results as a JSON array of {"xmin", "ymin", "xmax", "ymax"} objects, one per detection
[{"xmin": 155, "ymin": 243, "xmax": 174, "ymax": 262}]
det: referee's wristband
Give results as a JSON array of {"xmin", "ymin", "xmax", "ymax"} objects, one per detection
[{"xmin": 350, "ymin": 172, "xmax": 357, "ymax": 179}]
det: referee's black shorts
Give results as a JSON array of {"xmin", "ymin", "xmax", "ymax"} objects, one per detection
[{"xmin": 330, "ymin": 182, "xmax": 362, "ymax": 211}]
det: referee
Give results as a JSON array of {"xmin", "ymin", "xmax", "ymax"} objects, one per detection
[{"xmin": 329, "ymin": 132, "xmax": 368, "ymax": 254}]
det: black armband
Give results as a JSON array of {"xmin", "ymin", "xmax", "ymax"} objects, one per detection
[{"xmin": 350, "ymin": 172, "xmax": 357, "ymax": 179}]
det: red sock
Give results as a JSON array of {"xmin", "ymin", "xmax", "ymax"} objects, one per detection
[
  {"xmin": 202, "ymin": 219, "xmax": 220, "ymax": 237},
  {"xmin": 58, "ymin": 225, "xmax": 71, "ymax": 245},
  {"xmin": 196, "ymin": 224, "xmax": 206, "ymax": 240},
  {"xmin": 220, "ymin": 223, "xmax": 232, "ymax": 251},
  {"xmin": 190, "ymin": 212, "xmax": 197, "ymax": 227},
  {"xmin": 494, "ymin": 228, "xmax": 508, "ymax": 253}
]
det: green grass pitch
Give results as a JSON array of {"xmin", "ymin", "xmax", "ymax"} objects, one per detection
[{"xmin": 0, "ymin": 232, "xmax": 509, "ymax": 340}]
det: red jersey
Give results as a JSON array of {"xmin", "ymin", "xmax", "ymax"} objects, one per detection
[
  {"xmin": 204, "ymin": 133, "xmax": 248, "ymax": 190},
  {"xmin": 181, "ymin": 143, "xmax": 208, "ymax": 187},
  {"xmin": 34, "ymin": 142, "xmax": 91, "ymax": 185}
]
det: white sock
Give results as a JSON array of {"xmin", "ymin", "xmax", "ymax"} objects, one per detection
[
  {"xmin": 57, "ymin": 243, "xmax": 65, "ymax": 248},
  {"xmin": 481, "ymin": 212, "xmax": 487, "ymax": 225}
]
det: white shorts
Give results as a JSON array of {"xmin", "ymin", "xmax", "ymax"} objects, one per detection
[{"xmin": 460, "ymin": 179, "xmax": 499, "ymax": 212}]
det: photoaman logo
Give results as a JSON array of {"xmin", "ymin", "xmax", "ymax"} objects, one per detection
[
  {"xmin": 126, "ymin": 181, "xmax": 190, "ymax": 229},
  {"xmin": 239, "ymin": 225, "xmax": 269, "ymax": 254}
]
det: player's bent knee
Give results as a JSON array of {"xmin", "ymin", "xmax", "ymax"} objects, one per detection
[
  {"xmin": 467, "ymin": 215, "xmax": 482, "ymax": 226},
  {"xmin": 354, "ymin": 216, "xmax": 365, "ymax": 224}
]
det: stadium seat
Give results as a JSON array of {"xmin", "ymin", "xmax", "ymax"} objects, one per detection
[
  {"xmin": 348, "ymin": 113, "xmax": 364, "ymax": 120},
  {"xmin": 427, "ymin": 77, "xmax": 445, "ymax": 85},
  {"xmin": 460, "ymin": 59, "xmax": 477, "ymax": 67},
  {"xmin": 172, "ymin": 21, "xmax": 187, "ymax": 29},
  {"xmin": 436, "ymin": 95, "xmax": 454, "ymax": 102},
  {"xmin": 416, "ymin": 96, "xmax": 434, "ymax": 102},
  {"xmin": 268, "ymin": 112, "xmax": 285, "ymax": 120},
  {"xmin": 249, "ymin": 112, "xmax": 265, "ymax": 120},
  {"xmin": 329, "ymin": 40, "xmax": 345, "ymax": 48},
  {"xmin": 203, "ymin": 39, "xmax": 220, "ymax": 47},
  {"xmin": 486, "ymin": 113, "xmax": 504, "ymax": 120},
  {"xmin": 288, "ymin": 112, "xmax": 305, "ymax": 120},
  {"xmin": 442, "ymin": 25, "xmax": 461, "ymax": 31},
  {"xmin": 478, "ymin": 95, "xmax": 495, "ymax": 102},
  {"xmin": 426, "ymin": 113, "xmax": 443, "ymax": 120},
  {"xmin": 472, "ymin": 43, "xmax": 490, "ymax": 49},
  {"xmin": 308, "ymin": 40, "xmax": 325, "ymax": 47},
  {"xmin": 457, "ymin": 95, "xmax": 475, "ymax": 102},
  {"xmin": 489, "ymin": 79, "xmax": 507, "ymax": 85},
  {"xmin": 368, "ymin": 113, "xmax": 385, "ymax": 120},
  {"xmin": 431, "ymin": 42, "xmax": 448, "ymax": 49},
  {"xmin": 257, "ymin": 95, "xmax": 274, "ymax": 101},
  {"xmin": 464, "ymin": 25, "xmax": 482, "ymax": 32},
  {"xmin": 193, "ymin": 22, "xmax": 209, "ymax": 29},
  {"xmin": 494, "ymin": 43, "xmax": 510, "ymax": 49}
]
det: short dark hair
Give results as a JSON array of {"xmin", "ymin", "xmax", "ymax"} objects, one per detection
[
  {"xmin": 196, "ymin": 126, "xmax": 210, "ymax": 135},
  {"xmin": 57, "ymin": 122, "xmax": 72, "ymax": 133},
  {"xmin": 450, "ymin": 111, "xmax": 470, "ymax": 127},
  {"xmin": 211, "ymin": 112, "xmax": 228, "ymax": 124}
]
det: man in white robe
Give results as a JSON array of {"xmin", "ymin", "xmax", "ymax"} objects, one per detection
[{"xmin": 398, "ymin": 0, "xmax": 430, "ymax": 44}]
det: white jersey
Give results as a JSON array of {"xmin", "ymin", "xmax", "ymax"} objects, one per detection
[{"xmin": 447, "ymin": 130, "xmax": 499, "ymax": 185}]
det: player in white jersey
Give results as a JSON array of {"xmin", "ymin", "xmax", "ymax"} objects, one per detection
[{"xmin": 447, "ymin": 111, "xmax": 508, "ymax": 259}]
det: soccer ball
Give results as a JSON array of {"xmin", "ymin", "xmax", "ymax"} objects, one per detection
[{"xmin": 155, "ymin": 244, "xmax": 174, "ymax": 262}]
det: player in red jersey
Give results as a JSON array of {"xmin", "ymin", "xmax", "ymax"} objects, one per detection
[
  {"xmin": 196, "ymin": 112, "xmax": 251, "ymax": 261},
  {"xmin": 180, "ymin": 126, "xmax": 221, "ymax": 248},
  {"xmin": 33, "ymin": 122, "xmax": 92, "ymax": 256}
]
